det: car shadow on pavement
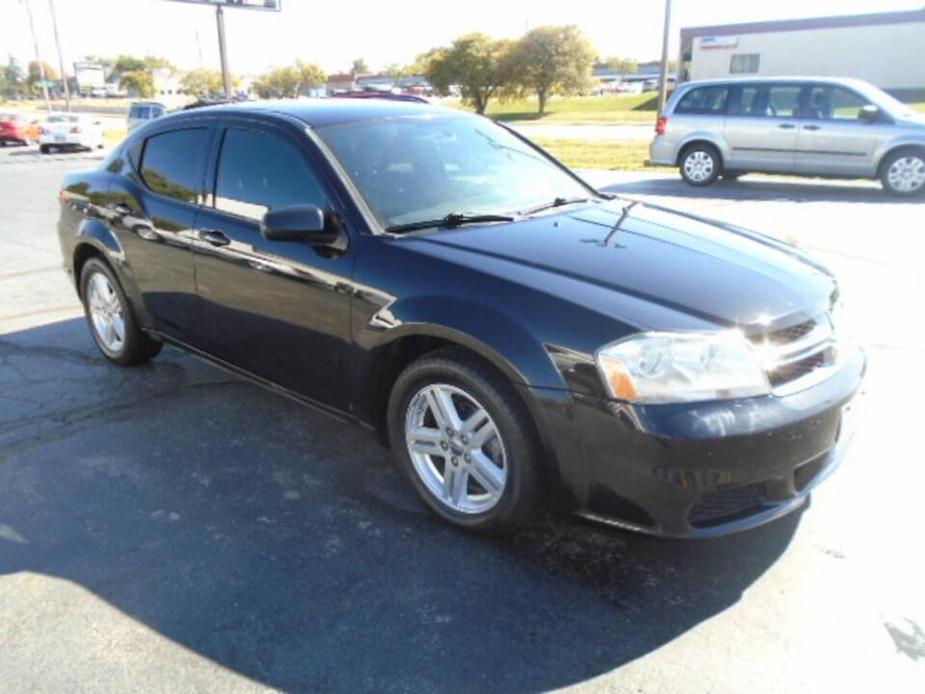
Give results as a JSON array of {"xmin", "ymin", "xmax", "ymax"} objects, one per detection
[
  {"xmin": 601, "ymin": 176, "xmax": 925, "ymax": 205},
  {"xmin": 0, "ymin": 318, "xmax": 800, "ymax": 691}
]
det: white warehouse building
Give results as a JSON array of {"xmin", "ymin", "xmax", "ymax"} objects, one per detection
[{"xmin": 680, "ymin": 9, "xmax": 925, "ymax": 94}]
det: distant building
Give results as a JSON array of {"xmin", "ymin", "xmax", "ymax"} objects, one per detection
[{"xmin": 680, "ymin": 9, "xmax": 925, "ymax": 93}]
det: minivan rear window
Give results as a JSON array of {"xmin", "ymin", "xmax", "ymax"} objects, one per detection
[{"xmin": 675, "ymin": 87, "xmax": 728, "ymax": 115}]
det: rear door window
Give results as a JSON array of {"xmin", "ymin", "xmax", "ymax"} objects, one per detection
[
  {"xmin": 140, "ymin": 128, "xmax": 210, "ymax": 203},
  {"xmin": 727, "ymin": 85, "xmax": 806, "ymax": 118},
  {"xmin": 674, "ymin": 87, "xmax": 729, "ymax": 115}
]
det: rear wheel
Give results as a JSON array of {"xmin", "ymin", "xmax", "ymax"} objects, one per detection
[
  {"xmin": 387, "ymin": 349, "xmax": 540, "ymax": 534},
  {"xmin": 80, "ymin": 258, "xmax": 162, "ymax": 366},
  {"xmin": 39, "ymin": 144, "xmax": 50, "ymax": 154},
  {"xmin": 679, "ymin": 144, "xmax": 721, "ymax": 186},
  {"xmin": 881, "ymin": 149, "xmax": 925, "ymax": 196}
]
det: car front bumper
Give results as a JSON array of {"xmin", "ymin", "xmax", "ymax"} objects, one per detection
[{"xmin": 524, "ymin": 345, "xmax": 866, "ymax": 538}]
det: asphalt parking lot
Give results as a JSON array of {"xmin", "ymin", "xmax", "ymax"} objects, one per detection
[{"xmin": 1, "ymin": 144, "xmax": 923, "ymax": 692}]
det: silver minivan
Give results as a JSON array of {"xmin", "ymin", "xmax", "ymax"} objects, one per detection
[
  {"xmin": 126, "ymin": 101, "xmax": 166, "ymax": 132},
  {"xmin": 650, "ymin": 77, "xmax": 925, "ymax": 196}
]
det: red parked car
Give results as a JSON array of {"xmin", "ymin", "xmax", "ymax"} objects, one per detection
[{"xmin": 0, "ymin": 112, "xmax": 41, "ymax": 146}]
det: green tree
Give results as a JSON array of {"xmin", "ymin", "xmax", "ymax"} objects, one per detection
[
  {"xmin": 350, "ymin": 57, "xmax": 369, "ymax": 75},
  {"xmin": 113, "ymin": 55, "xmax": 146, "ymax": 74},
  {"xmin": 425, "ymin": 34, "xmax": 515, "ymax": 114},
  {"xmin": 143, "ymin": 55, "xmax": 175, "ymax": 72},
  {"xmin": 180, "ymin": 68, "xmax": 225, "ymax": 97},
  {"xmin": 28, "ymin": 60, "xmax": 58, "ymax": 82},
  {"xmin": 120, "ymin": 70, "xmax": 155, "ymax": 98},
  {"xmin": 252, "ymin": 61, "xmax": 325, "ymax": 98},
  {"xmin": 510, "ymin": 25, "xmax": 596, "ymax": 114}
]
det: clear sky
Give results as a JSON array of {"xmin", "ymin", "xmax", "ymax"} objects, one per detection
[{"xmin": 2, "ymin": 0, "xmax": 923, "ymax": 77}]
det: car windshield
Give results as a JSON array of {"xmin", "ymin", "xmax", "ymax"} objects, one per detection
[{"xmin": 315, "ymin": 115, "xmax": 590, "ymax": 229}]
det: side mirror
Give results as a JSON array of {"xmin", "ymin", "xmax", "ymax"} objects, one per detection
[
  {"xmin": 260, "ymin": 204, "xmax": 336, "ymax": 244},
  {"xmin": 859, "ymin": 104, "xmax": 880, "ymax": 123}
]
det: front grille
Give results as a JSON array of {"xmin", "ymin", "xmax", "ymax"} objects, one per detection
[
  {"xmin": 765, "ymin": 318, "xmax": 817, "ymax": 344},
  {"xmin": 750, "ymin": 312, "xmax": 838, "ymax": 394},
  {"xmin": 688, "ymin": 483, "xmax": 768, "ymax": 527}
]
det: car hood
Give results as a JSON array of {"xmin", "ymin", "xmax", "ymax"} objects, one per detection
[{"xmin": 407, "ymin": 200, "xmax": 836, "ymax": 329}]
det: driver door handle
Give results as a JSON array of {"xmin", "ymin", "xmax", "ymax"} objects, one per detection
[
  {"xmin": 803, "ymin": 124, "xmax": 822, "ymax": 131},
  {"xmin": 199, "ymin": 229, "xmax": 231, "ymax": 247}
]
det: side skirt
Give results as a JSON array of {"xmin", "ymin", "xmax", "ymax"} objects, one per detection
[{"xmin": 151, "ymin": 330, "xmax": 375, "ymax": 433}]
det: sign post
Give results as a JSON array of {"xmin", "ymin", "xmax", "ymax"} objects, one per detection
[{"xmin": 164, "ymin": 1, "xmax": 282, "ymax": 99}]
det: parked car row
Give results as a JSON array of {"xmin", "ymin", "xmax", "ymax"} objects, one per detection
[
  {"xmin": 650, "ymin": 76, "xmax": 925, "ymax": 196},
  {"xmin": 1, "ymin": 111, "xmax": 105, "ymax": 153}
]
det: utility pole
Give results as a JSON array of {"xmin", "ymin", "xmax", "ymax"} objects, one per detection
[
  {"xmin": 48, "ymin": 0, "xmax": 70, "ymax": 111},
  {"xmin": 215, "ymin": 5, "xmax": 233, "ymax": 99},
  {"xmin": 657, "ymin": 0, "xmax": 673, "ymax": 118},
  {"xmin": 22, "ymin": 0, "xmax": 52, "ymax": 112}
]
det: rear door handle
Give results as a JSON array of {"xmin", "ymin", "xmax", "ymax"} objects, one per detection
[
  {"xmin": 199, "ymin": 229, "xmax": 231, "ymax": 247},
  {"xmin": 803, "ymin": 124, "xmax": 822, "ymax": 131},
  {"xmin": 778, "ymin": 123, "xmax": 797, "ymax": 130}
]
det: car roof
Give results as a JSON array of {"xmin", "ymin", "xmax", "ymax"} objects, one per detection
[
  {"xmin": 161, "ymin": 97, "xmax": 465, "ymax": 129},
  {"xmin": 677, "ymin": 76, "xmax": 873, "ymax": 89}
]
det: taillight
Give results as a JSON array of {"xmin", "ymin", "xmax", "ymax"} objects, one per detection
[
  {"xmin": 71, "ymin": 126, "xmax": 82, "ymax": 134},
  {"xmin": 655, "ymin": 116, "xmax": 667, "ymax": 136}
]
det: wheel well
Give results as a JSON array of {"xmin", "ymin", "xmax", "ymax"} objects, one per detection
[
  {"xmin": 677, "ymin": 140, "xmax": 723, "ymax": 168},
  {"xmin": 72, "ymin": 244, "xmax": 105, "ymax": 297},
  {"xmin": 368, "ymin": 335, "xmax": 527, "ymax": 449},
  {"xmin": 877, "ymin": 145, "xmax": 925, "ymax": 178}
]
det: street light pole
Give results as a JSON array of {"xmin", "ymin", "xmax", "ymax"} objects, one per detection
[
  {"xmin": 657, "ymin": 0, "xmax": 673, "ymax": 118},
  {"xmin": 22, "ymin": 0, "xmax": 51, "ymax": 113},
  {"xmin": 215, "ymin": 5, "xmax": 233, "ymax": 99},
  {"xmin": 48, "ymin": 0, "xmax": 71, "ymax": 111}
]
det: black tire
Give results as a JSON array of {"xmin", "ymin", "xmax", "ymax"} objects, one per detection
[
  {"xmin": 387, "ymin": 348, "xmax": 540, "ymax": 534},
  {"xmin": 79, "ymin": 257, "xmax": 162, "ymax": 366},
  {"xmin": 39, "ymin": 144, "xmax": 50, "ymax": 154},
  {"xmin": 679, "ymin": 143, "xmax": 721, "ymax": 186},
  {"xmin": 880, "ymin": 148, "xmax": 925, "ymax": 197}
]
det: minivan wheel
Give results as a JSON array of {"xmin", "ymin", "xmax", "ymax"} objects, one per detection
[
  {"xmin": 80, "ymin": 258, "xmax": 162, "ymax": 366},
  {"xmin": 881, "ymin": 149, "xmax": 925, "ymax": 196},
  {"xmin": 39, "ymin": 144, "xmax": 50, "ymax": 154},
  {"xmin": 680, "ymin": 145, "xmax": 721, "ymax": 186},
  {"xmin": 387, "ymin": 349, "xmax": 540, "ymax": 534}
]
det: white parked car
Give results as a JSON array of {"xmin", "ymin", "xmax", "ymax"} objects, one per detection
[{"xmin": 39, "ymin": 114, "xmax": 105, "ymax": 154}]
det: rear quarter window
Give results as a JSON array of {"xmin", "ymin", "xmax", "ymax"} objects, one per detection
[
  {"xmin": 139, "ymin": 128, "xmax": 210, "ymax": 203},
  {"xmin": 674, "ymin": 87, "xmax": 729, "ymax": 115}
]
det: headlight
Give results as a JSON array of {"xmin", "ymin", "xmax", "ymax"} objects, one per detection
[{"xmin": 596, "ymin": 331, "xmax": 770, "ymax": 404}]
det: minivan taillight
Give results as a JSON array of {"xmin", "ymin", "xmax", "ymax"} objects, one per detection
[{"xmin": 655, "ymin": 116, "xmax": 667, "ymax": 136}]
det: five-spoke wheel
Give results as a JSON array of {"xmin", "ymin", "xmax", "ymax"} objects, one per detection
[
  {"xmin": 80, "ymin": 257, "xmax": 162, "ymax": 366},
  {"xmin": 388, "ymin": 349, "xmax": 539, "ymax": 534}
]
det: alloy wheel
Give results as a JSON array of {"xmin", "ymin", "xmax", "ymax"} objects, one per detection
[
  {"xmin": 404, "ymin": 383, "xmax": 508, "ymax": 514},
  {"xmin": 86, "ymin": 271, "xmax": 126, "ymax": 353}
]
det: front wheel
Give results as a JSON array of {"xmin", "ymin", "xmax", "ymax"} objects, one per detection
[
  {"xmin": 387, "ymin": 349, "xmax": 540, "ymax": 534},
  {"xmin": 881, "ymin": 149, "xmax": 925, "ymax": 196},
  {"xmin": 80, "ymin": 258, "xmax": 162, "ymax": 366},
  {"xmin": 680, "ymin": 145, "xmax": 721, "ymax": 186}
]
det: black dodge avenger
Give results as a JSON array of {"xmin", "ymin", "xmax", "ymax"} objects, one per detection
[{"xmin": 57, "ymin": 99, "xmax": 865, "ymax": 537}]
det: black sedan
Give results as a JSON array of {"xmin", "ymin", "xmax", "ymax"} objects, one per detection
[{"xmin": 56, "ymin": 99, "xmax": 865, "ymax": 537}]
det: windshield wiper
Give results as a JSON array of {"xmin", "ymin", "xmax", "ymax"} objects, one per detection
[
  {"xmin": 385, "ymin": 212, "xmax": 517, "ymax": 234},
  {"xmin": 520, "ymin": 195, "xmax": 593, "ymax": 216}
]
